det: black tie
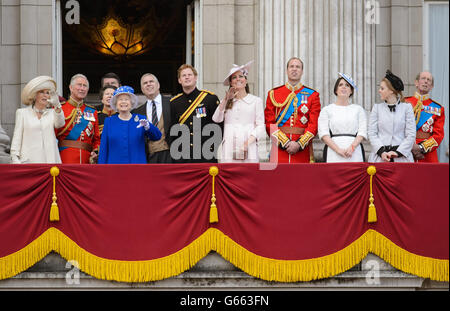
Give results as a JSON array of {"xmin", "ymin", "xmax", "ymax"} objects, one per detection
[
  {"xmin": 151, "ymin": 100, "xmax": 158, "ymax": 126},
  {"xmin": 388, "ymin": 105, "xmax": 396, "ymax": 112}
]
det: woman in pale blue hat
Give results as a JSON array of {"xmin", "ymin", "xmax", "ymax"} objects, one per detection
[
  {"xmin": 98, "ymin": 86, "xmax": 161, "ymax": 164},
  {"xmin": 212, "ymin": 61, "xmax": 266, "ymax": 163},
  {"xmin": 318, "ymin": 73, "xmax": 368, "ymax": 162}
]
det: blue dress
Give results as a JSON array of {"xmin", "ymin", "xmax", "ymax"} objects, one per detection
[{"xmin": 98, "ymin": 114, "xmax": 161, "ymax": 164}]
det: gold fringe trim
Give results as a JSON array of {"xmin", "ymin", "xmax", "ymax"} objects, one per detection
[{"xmin": 0, "ymin": 228, "xmax": 448, "ymax": 283}]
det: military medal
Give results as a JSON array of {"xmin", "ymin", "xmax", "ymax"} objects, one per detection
[
  {"xmin": 196, "ymin": 107, "xmax": 206, "ymax": 118},
  {"xmin": 301, "ymin": 95, "xmax": 308, "ymax": 105},
  {"xmin": 300, "ymin": 105, "xmax": 309, "ymax": 114},
  {"xmin": 75, "ymin": 108, "xmax": 83, "ymax": 124},
  {"xmin": 424, "ymin": 106, "xmax": 441, "ymax": 116},
  {"xmin": 301, "ymin": 116, "xmax": 308, "ymax": 125},
  {"xmin": 84, "ymin": 111, "xmax": 92, "ymax": 121}
]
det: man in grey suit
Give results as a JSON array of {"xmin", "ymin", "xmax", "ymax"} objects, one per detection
[{"xmin": 133, "ymin": 73, "xmax": 172, "ymax": 163}]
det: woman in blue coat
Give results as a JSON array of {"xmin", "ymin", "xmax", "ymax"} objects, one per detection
[{"xmin": 98, "ymin": 86, "xmax": 161, "ymax": 164}]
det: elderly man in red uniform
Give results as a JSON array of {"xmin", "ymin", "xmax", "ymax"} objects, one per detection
[
  {"xmin": 264, "ymin": 57, "xmax": 321, "ymax": 163},
  {"xmin": 56, "ymin": 74, "xmax": 100, "ymax": 164},
  {"xmin": 405, "ymin": 71, "xmax": 445, "ymax": 162}
]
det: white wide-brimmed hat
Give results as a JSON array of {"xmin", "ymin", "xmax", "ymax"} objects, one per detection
[
  {"xmin": 338, "ymin": 72, "xmax": 357, "ymax": 90},
  {"xmin": 223, "ymin": 61, "xmax": 254, "ymax": 86},
  {"xmin": 110, "ymin": 86, "xmax": 139, "ymax": 111},
  {"xmin": 21, "ymin": 76, "xmax": 57, "ymax": 105}
]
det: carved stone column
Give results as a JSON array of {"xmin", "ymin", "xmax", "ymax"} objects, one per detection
[{"xmin": 257, "ymin": 0, "xmax": 376, "ymax": 111}]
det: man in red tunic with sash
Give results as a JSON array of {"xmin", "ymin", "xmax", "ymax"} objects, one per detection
[
  {"xmin": 264, "ymin": 58, "xmax": 321, "ymax": 163},
  {"xmin": 56, "ymin": 74, "xmax": 100, "ymax": 164},
  {"xmin": 405, "ymin": 71, "xmax": 445, "ymax": 162}
]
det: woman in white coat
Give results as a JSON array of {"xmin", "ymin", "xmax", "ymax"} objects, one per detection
[
  {"xmin": 212, "ymin": 61, "xmax": 265, "ymax": 163},
  {"xmin": 368, "ymin": 70, "xmax": 416, "ymax": 163},
  {"xmin": 10, "ymin": 76, "xmax": 65, "ymax": 164},
  {"xmin": 318, "ymin": 73, "xmax": 367, "ymax": 162}
]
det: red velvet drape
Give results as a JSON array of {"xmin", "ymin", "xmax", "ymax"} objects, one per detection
[{"xmin": 0, "ymin": 163, "xmax": 448, "ymax": 271}]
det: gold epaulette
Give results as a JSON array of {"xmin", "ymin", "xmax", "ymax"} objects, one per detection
[
  {"xmin": 170, "ymin": 93, "xmax": 183, "ymax": 102},
  {"xmin": 301, "ymin": 85, "xmax": 319, "ymax": 94},
  {"xmin": 201, "ymin": 90, "xmax": 215, "ymax": 96}
]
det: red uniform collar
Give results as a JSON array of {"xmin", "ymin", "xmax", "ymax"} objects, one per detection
[
  {"xmin": 414, "ymin": 92, "xmax": 430, "ymax": 102},
  {"xmin": 285, "ymin": 82, "xmax": 303, "ymax": 93}
]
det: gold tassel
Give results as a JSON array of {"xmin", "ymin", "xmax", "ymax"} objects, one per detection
[
  {"xmin": 209, "ymin": 166, "xmax": 219, "ymax": 224},
  {"xmin": 50, "ymin": 167, "xmax": 60, "ymax": 222},
  {"xmin": 368, "ymin": 204, "xmax": 377, "ymax": 223},
  {"xmin": 367, "ymin": 166, "xmax": 377, "ymax": 223}
]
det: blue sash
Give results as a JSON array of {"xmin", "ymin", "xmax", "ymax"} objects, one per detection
[
  {"xmin": 417, "ymin": 101, "xmax": 440, "ymax": 131},
  {"xmin": 59, "ymin": 106, "xmax": 95, "ymax": 151},
  {"xmin": 276, "ymin": 87, "xmax": 315, "ymax": 127}
]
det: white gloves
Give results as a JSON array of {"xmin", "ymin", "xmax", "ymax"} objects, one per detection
[
  {"xmin": 136, "ymin": 119, "xmax": 150, "ymax": 131},
  {"xmin": 47, "ymin": 93, "xmax": 61, "ymax": 109}
]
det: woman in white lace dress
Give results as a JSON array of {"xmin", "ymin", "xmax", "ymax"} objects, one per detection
[{"xmin": 318, "ymin": 73, "xmax": 367, "ymax": 162}]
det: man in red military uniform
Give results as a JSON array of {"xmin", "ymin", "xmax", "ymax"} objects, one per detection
[
  {"xmin": 56, "ymin": 74, "xmax": 100, "ymax": 164},
  {"xmin": 405, "ymin": 71, "xmax": 445, "ymax": 162},
  {"xmin": 264, "ymin": 57, "xmax": 321, "ymax": 163}
]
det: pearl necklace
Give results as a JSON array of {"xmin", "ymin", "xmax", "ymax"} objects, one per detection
[{"xmin": 32, "ymin": 105, "xmax": 46, "ymax": 114}]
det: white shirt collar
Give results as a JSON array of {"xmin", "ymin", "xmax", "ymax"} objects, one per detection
[
  {"xmin": 147, "ymin": 94, "xmax": 162, "ymax": 106},
  {"xmin": 146, "ymin": 94, "xmax": 162, "ymax": 122}
]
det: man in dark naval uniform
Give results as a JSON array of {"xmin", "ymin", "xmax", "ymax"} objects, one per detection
[{"xmin": 170, "ymin": 64, "xmax": 223, "ymax": 163}]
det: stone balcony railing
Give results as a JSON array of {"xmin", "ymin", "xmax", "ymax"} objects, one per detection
[{"xmin": 0, "ymin": 252, "xmax": 447, "ymax": 290}]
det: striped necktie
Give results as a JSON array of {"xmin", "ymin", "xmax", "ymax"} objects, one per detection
[{"xmin": 151, "ymin": 100, "xmax": 158, "ymax": 126}]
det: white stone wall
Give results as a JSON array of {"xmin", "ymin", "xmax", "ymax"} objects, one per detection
[
  {"xmin": 202, "ymin": 0, "xmax": 258, "ymax": 98},
  {"xmin": 257, "ymin": 0, "xmax": 376, "ymax": 112},
  {"xmin": 376, "ymin": 0, "xmax": 424, "ymax": 97},
  {"xmin": 0, "ymin": 0, "xmax": 53, "ymax": 138}
]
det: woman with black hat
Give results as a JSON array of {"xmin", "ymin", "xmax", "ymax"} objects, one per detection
[{"xmin": 368, "ymin": 70, "xmax": 416, "ymax": 162}]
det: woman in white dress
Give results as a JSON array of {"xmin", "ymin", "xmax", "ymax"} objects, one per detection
[
  {"xmin": 10, "ymin": 76, "xmax": 65, "ymax": 164},
  {"xmin": 212, "ymin": 61, "xmax": 265, "ymax": 163},
  {"xmin": 368, "ymin": 70, "xmax": 416, "ymax": 163},
  {"xmin": 318, "ymin": 73, "xmax": 367, "ymax": 162}
]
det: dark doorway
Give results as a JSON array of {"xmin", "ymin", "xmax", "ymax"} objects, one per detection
[{"xmin": 61, "ymin": 0, "xmax": 193, "ymax": 102}]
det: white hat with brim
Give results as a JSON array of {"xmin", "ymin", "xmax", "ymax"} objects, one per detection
[
  {"xmin": 223, "ymin": 61, "xmax": 254, "ymax": 86},
  {"xmin": 338, "ymin": 72, "xmax": 357, "ymax": 90},
  {"xmin": 21, "ymin": 76, "xmax": 57, "ymax": 106},
  {"xmin": 110, "ymin": 86, "xmax": 139, "ymax": 112}
]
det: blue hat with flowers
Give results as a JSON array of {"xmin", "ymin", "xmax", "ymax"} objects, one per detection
[
  {"xmin": 338, "ymin": 72, "xmax": 357, "ymax": 90},
  {"xmin": 110, "ymin": 85, "xmax": 139, "ymax": 111}
]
